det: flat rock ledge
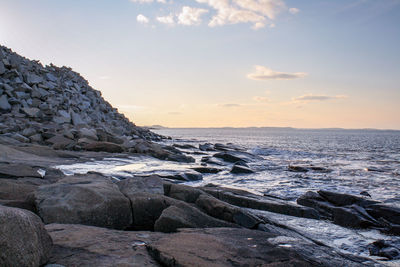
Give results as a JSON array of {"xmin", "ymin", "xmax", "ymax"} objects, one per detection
[{"xmin": 45, "ymin": 224, "xmax": 376, "ymax": 267}]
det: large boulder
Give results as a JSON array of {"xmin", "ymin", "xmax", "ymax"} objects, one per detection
[
  {"xmin": 34, "ymin": 173, "xmax": 132, "ymax": 229},
  {"xmin": 117, "ymin": 175, "xmax": 164, "ymax": 197},
  {"xmin": 0, "ymin": 163, "xmax": 43, "ymax": 178},
  {"xmin": 154, "ymin": 202, "xmax": 237, "ymax": 233},
  {"xmin": 0, "ymin": 205, "xmax": 52, "ymax": 267},
  {"xmin": 128, "ymin": 193, "xmax": 179, "ymax": 230},
  {"xmin": 204, "ymin": 186, "xmax": 320, "ymax": 219},
  {"xmin": 45, "ymin": 223, "xmax": 162, "ymax": 266},
  {"xmin": 84, "ymin": 141, "xmax": 124, "ymax": 153}
]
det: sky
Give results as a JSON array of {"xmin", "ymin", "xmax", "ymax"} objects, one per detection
[{"xmin": 1, "ymin": 0, "xmax": 400, "ymax": 129}]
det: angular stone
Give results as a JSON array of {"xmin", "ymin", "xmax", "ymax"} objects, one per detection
[
  {"xmin": 0, "ymin": 163, "xmax": 42, "ymax": 178},
  {"xmin": 117, "ymin": 175, "xmax": 164, "ymax": 198},
  {"xmin": 78, "ymin": 128, "xmax": 98, "ymax": 141},
  {"xmin": 0, "ymin": 205, "xmax": 52, "ymax": 267},
  {"xmin": 34, "ymin": 174, "xmax": 133, "ymax": 229},
  {"xmin": 154, "ymin": 202, "xmax": 237, "ymax": 233},
  {"xmin": 84, "ymin": 141, "xmax": 124, "ymax": 153},
  {"xmin": 129, "ymin": 193, "xmax": 179, "ymax": 230},
  {"xmin": 0, "ymin": 94, "xmax": 11, "ymax": 110},
  {"xmin": 230, "ymin": 164, "xmax": 254, "ymax": 174},
  {"xmin": 21, "ymin": 107, "xmax": 41, "ymax": 118}
]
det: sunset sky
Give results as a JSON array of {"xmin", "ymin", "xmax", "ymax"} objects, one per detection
[{"xmin": 1, "ymin": 0, "xmax": 399, "ymax": 129}]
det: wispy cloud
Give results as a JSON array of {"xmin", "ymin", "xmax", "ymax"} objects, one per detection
[
  {"xmin": 253, "ymin": 96, "xmax": 270, "ymax": 102},
  {"xmin": 157, "ymin": 14, "xmax": 175, "ymax": 25},
  {"xmin": 178, "ymin": 6, "xmax": 209, "ymax": 26},
  {"xmin": 247, "ymin": 65, "xmax": 307, "ymax": 80},
  {"xmin": 137, "ymin": 14, "xmax": 150, "ymax": 24},
  {"xmin": 291, "ymin": 94, "xmax": 348, "ymax": 103},
  {"xmin": 218, "ymin": 103, "xmax": 242, "ymax": 108},
  {"xmin": 289, "ymin": 7, "xmax": 300, "ymax": 14}
]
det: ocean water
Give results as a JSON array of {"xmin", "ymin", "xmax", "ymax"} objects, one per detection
[{"xmin": 154, "ymin": 127, "xmax": 400, "ymax": 204}]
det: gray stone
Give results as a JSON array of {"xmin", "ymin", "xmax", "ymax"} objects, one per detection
[
  {"xmin": 34, "ymin": 174, "xmax": 133, "ymax": 229},
  {"xmin": 117, "ymin": 175, "xmax": 164, "ymax": 198},
  {"xmin": 78, "ymin": 127, "xmax": 98, "ymax": 140},
  {"xmin": 0, "ymin": 61, "xmax": 6, "ymax": 74},
  {"xmin": 71, "ymin": 111, "xmax": 85, "ymax": 126},
  {"xmin": 154, "ymin": 202, "xmax": 237, "ymax": 233},
  {"xmin": 45, "ymin": 223, "xmax": 161, "ymax": 267},
  {"xmin": 21, "ymin": 107, "xmax": 41, "ymax": 118},
  {"xmin": 25, "ymin": 73, "xmax": 43, "ymax": 84},
  {"xmin": 0, "ymin": 94, "xmax": 11, "ymax": 110},
  {"xmin": 0, "ymin": 205, "xmax": 53, "ymax": 267},
  {"xmin": 11, "ymin": 133, "xmax": 30, "ymax": 143},
  {"xmin": 146, "ymin": 227, "xmax": 374, "ymax": 267}
]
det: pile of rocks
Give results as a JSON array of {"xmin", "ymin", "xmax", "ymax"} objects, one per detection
[{"xmin": 0, "ymin": 45, "xmax": 165, "ymax": 151}]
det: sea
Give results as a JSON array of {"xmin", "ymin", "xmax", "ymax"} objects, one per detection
[
  {"xmin": 154, "ymin": 127, "xmax": 400, "ymax": 204},
  {"xmin": 57, "ymin": 127, "xmax": 400, "ymax": 262}
]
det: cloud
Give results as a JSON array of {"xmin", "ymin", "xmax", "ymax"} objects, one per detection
[
  {"xmin": 218, "ymin": 103, "xmax": 242, "ymax": 108},
  {"xmin": 137, "ymin": 14, "xmax": 149, "ymax": 24},
  {"xmin": 178, "ymin": 6, "xmax": 209, "ymax": 25},
  {"xmin": 132, "ymin": 0, "xmax": 290, "ymax": 29},
  {"xmin": 247, "ymin": 65, "xmax": 307, "ymax": 80},
  {"xmin": 157, "ymin": 14, "xmax": 175, "ymax": 24},
  {"xmin": 196, "ymin": 0, "xmax": 286, "ymax": 28},
  {"xmin": 291, "ymin": 94, "xmax": 348, "ymax": 103},
  {"xmin": 289, "ymin": 7, "xmax": 300, "ymax": 14},
  {"xmin": 168, "ymin": 111, "xmax": 182, "ymax": 115},
  {"xmin": 253, "ymin": 96, "xmax": 270, "ymax": 102}
]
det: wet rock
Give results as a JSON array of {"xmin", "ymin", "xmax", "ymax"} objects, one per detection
[
  {"xmin": 154, "ymin": 202, "xmax": 237, "ymax": 233},
  {"xmin": 146, "ymin": 227, "xmax": 373, "ymax": 267},
  {"xmin": 288, "ymin": 165, "xmax": 308, "ymax": 172},
  {"xmin": 230, "ymin": 164, "xmax": 254, "ymax": 174},
  {"xmin": 132, "ymin": 140, "xmax": 195, "ymax": 163},
  {"xmin": 0, "ymin": 205, "xmax": 52, "ymax": 267},
  {"xmin": 365, "ymin": 203, "xmax": 400, "ymax": 225},
  {"xmin": 159, "ymin": 172, "xmax": 203, "ymax": 182},
  {"xmin": 46, "ymin": 223, "xmax": 161, "ymax": 266},
  {"xmin": 173, "ymin": 143, "xmax": 196, "ymax": 149},
  {"xmin": 83, "ymin": 141, "xmax": 124, "ymax": 153},
  {"xmin": 201, "ymin": 156, "xmax": 225, "ymax": 166},
  {"xmin": 318, "ymin": 190, "xmax": 380, "ymax": 207},
  {"xmin": 192, "ymin": 166, "xmax": 222, "ymax": 174},
  {"xmin": 34, "ymin": 173, "xmax": 132, "ymax": 229},
  {"xmin": 213, "ymin": 151, "xmax": 246, "ymax": 163},
  {"xmin": 368, "ymin": 240, "xmax": 400, "ymax": 260},
  {"xmin": 204, "ymin": 186, "xmax": 320, "ymax": 219},
  {"xmin": 195, "ymin": 194, "xmax": 261, "ymax": 228},
  {"xmin": 332, "ymin": 206, "xmax": 379, "ymax": 228},
  {"xmin": 199, "ymin": 143, "xmax": 215, "ymax": 151}
]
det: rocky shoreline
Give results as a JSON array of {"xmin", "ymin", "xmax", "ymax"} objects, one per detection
[{"xmin": 1, "ymin": 46, "xmax": 399, "ymax": 266}]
